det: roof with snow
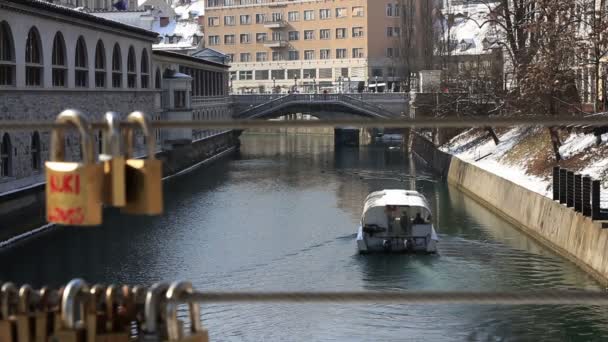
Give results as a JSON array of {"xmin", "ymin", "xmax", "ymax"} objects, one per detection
[
  {"xmin": 438, "ymin": 2, "xmax": 501, "ymax": 56},
  {"xmin": 173, "ymin": 0, "xmax": 205, "ymax": 20},
  {"xmin": 153, "ymin": 18, "xmax": 203, "ymax": 51},
  {"xmin": 5, "ymin": 0, "xmax": 158, "ymax": 38},
  {"xmin": 192, "ymin": 48, "xmax": 230, "ymax": 65}
]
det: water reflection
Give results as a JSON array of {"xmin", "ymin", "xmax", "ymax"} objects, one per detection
[{"xmin": 0, "ymin": 134, "xmax": 606, "ymax": 341}]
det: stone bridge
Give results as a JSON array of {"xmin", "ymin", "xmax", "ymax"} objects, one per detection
[{"xmin": 231, "ymin": 93, "xmax": 410, "ymax": 119}]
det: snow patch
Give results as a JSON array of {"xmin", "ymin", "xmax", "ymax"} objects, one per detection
[{"xmin": 559, "ymin": 134, "xmax": 596, "ymax": 159}]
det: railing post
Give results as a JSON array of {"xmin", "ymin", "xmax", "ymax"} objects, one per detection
[
  {"xmin": 574, "ymin": 174, "xmax": 582, "ymax": 213},
  {"xmin": 566, "ymin": 171, "xmax": 575, "ymax": 208},
  {"xmin": 592, "ymin": 180, "xmax": 602, "ymax": 220},
  {"xmin": 583, "ymin": 176, "xmax": 592, "ymax": 217},
  {"xmin": 553, "ymin": 166, "xmax": 560, "ymax": 201},
  {"xmin": 559, "ymin": 169, "xmax": 568, "ymax": 204}
]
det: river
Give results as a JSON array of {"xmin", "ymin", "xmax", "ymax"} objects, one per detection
[{"xmin": 0, "ymin": 134, "xmax": 606, "ymax": 341}]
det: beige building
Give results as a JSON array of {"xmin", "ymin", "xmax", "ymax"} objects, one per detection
[{"xmin": 203, "ymin": 0, "xmax": 410, "ymax": 93}]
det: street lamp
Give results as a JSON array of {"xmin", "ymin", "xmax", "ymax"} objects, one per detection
[
  {"xmin": 374, "ymin": 76, "xmax": 378, "ymax": 93},
  {"xmin": 312, "ymin": 78, "xmax": 316, "ymax": 94},
  {"xmin": 272, "ymin": 77, "xmax": 276, "ymax": 93},
  {"xmin": 338, "ymin": 76, "xmax": 342, "ymax": 93},
  {"xmin": 294, "ymin": 75, "xmax": 298, "ymax": 93}
]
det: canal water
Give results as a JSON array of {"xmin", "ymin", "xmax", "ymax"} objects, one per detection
[{"xmin": 0, "ymin": 134, "xmax": 607, "ymax": 341}]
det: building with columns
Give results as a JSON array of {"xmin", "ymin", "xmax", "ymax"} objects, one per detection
[{"xmin": 0, "ymin": 0, "xmax": 230, "ymax": 195}]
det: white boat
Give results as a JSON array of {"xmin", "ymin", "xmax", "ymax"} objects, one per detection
[{"xmin": 356, "ymin": 190, "xmax": 438, "ymax": 253}]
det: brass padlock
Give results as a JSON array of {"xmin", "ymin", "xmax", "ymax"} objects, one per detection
[
  {"xmin": 165, "ymin": 282, "xmax": 208, "ymax": 342},
  {"xmin": 0, "ymin": 282, "xmax": 18, "ymax": 342},
  {"xmin": 122, "ymin": 111, "xmax": 163, "ymax": 216},
  {"xmin": 138, "ymin": 282, "xmax": 170, "ymax": 341},
  {"xmin": 52, "ymin": 279, "xmax": 89, "ymax": 342},
  {"xmin": 100, "ymin": 112, "xmax": 126, "ymax": 207},
  {"xmin": 36, "ymin": 287, "xmax": 60, "ymax": 342},
  {"xmin": 95, "ymin": 285, "xmax": 130, "ymax": 342},
  {"xmin": 16, "ymin": 285, "xmax": 36, "ymax": 342},
  {"xmin": 45, "ymin": 110, "xmax": 104, "ymax": 226},
  {"xmin": 85, "ymin": 285, "xmax": 105, "ymax": 342}
]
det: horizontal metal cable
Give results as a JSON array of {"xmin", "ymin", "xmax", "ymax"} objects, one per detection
[
  {"xmin": 0, "ymin": 117, "xmax": 607, "ymax": 130},
  {"xmin": 176, "ymin": 290, "xmax": 608, "ymax": 305}
]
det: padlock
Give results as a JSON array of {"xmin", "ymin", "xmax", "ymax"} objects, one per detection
[
  {"xmin": 16, "ymin": 285, "xmax": 37, "ymax": 342},
  {"xmin": 121, "ymin": 111, "xmax": 163, "ymax": 216},
  {"xmin": 45, "ymin": 110, "xmax": 104, "ymax": 226},
  {"xmin": 35, "ymin": 287, "xmax": 57, "ymax": 342},
  {"xmin": 85, "ymin": 285, "xmax": 105, "ymax": 342},
  {"xmin": 100, "ymin": 112, "xmax": 127, "ymax": 207},
  {"xmin": 95, "ymin": 285, "xmax": 130, "ymax": 342},
  {"xmin": 0, "ymin": 282, "xmax": 18, "ymax": 342},
  {"xmin": 51, "ymin": 279, "xmax": 89, "ymax": 342},
  {"xmin": 164, "ymin": 282, "xmax": 208, "ymax": 342},
  {"xmin": 137, "ymin": 282, "xmax": 170, "ymax": 341}
]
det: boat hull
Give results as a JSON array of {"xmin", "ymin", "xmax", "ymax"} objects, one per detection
[{"xmin": 356, "ymin": 225, "xmax": 438, "ymax": 254}]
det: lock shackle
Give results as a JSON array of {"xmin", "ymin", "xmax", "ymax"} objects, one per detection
[
  {"xmin": 101, "ymin": 112, "xmax": 122, "ymax": 158},
  {"xmin": 61, "ymin": 279, "xmax": 90, "ymax": 330},
  {"xmin": 105, "ymin": 284, "xmax": 122, "ymax": 331},
  {"xmin": 165, "ymin": 281, "xmax": 203, "ymax": 339},
  {"xmin": 144, "ymin": 282, "xmax": 170, "ymax": 334},
  {"xmin": 1, "ymin": 282, "xmax": 17, "ymax": 318},
  {"xmin": 87, "ymin": 284, "xmax": 106, "ymax": 314},
  {"xmin": 18, "ymin": 284, "xmax": 34, "ymax": 314},
  {"xmin": 37, "ymin": 287, "xmax": 50, "ymax": 311},
  {"xmin": 50, "ymin": 109, "xmax": 95, "ymax": 164},
  {"xmin": 124, "ymin": 111, "xmax": 156, "ymax": 160}
]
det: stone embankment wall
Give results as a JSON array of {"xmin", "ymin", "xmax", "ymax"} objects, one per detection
[
  {"xmin": 411, "ymin": 133, "xmax": 608, "ymax": 284},
  {"xmin": 0, "ymin": 131, "xmax": 239, "ymax": 242}
]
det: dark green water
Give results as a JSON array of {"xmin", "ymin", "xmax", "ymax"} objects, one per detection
[{"xmin": 0, "ymin": 134, "xmax": 606, "ymax": 341}]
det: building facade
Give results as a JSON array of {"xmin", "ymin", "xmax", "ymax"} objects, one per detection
[
  {"xmin": 203, "ymin": 0, "xmax": 410, "ymax": 93},
  {"xmin": 0, "ymin": 0, "xmax": 230, "ymax": 195}
]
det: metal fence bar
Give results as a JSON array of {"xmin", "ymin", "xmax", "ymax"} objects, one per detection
[
  {"xmin": 553, "ymin": 166, "xmax": 560, "ymax": 201},
  {"xmin": 583, "ymin": 176, "xmax": 592, "ymax": 217},
  {"xmin": 575, "ymin": 174, "xmax": 583, "ymax": 212}
]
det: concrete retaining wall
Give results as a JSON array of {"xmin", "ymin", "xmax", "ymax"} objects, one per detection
[{"xmin": 447, "ymin": 158, "xmax": 608, "ymax": 284}]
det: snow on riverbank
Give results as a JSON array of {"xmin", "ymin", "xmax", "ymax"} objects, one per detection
[{"xmin": 440, "ymin": 128, "xmax": 608, "ymax": 201}]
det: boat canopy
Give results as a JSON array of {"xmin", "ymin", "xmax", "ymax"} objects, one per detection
[{"xmin": 362, "ymin": 190, "xmax": 432, "ymax": 227}]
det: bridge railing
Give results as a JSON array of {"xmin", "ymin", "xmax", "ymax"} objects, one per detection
[{"xmin": 236, "ymin": 94, "xmax": 292, "ymax": 118}]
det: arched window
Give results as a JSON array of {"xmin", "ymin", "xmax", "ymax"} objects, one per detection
[
  {"xmin": 1, "ymin": 133, "xmax": 11, "ymax": 177},
  {"xmin": 112, "ymin": 43, "xmax": 122, "ymax": 88},
  {"xmin": 26, "ymin": 28, "xmax": 43, "ymax": 86},
  {"xmin": 75, "ymin": 36, "xmax": 88, "ymax": 87},
  {"xmin": 141, "ymin": 49, "xmax": 149, "ymax": 88},
  {"xmin": 51, "ymin": 32, "xmax": 66, "ymax": 87},
  {"xmin": 127, "ymin": 46, "xmax": 136, "ymax": 88},
  {"xmin": 0, "ymin": 21, "xmax": 15, "ymax": 86},
  {"xmin": 31, "ymin": 131, "xmax": 40, "ymax": 171},
  {"xmin": 155, "ymin": 68, "xmax": 161, "ymax": 89},
  {"xmin": 95, "ymin": 40, "xmax": 106, "ymax": 88}
]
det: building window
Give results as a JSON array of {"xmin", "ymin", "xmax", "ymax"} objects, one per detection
[
  {"xmin": 255, "ymin": 13, "xmax": 265, "ymax": 24},
  {"xmin": 336, "ymin": 49, "xmax": 347, "ymax": 59},
  {"xmin": 141, "ymin": 49, "xmax": 149, "ymax": 88},
  {"xmin": 288, "ymin": 11, "xmax": 299, "ymax": 22},
  {"xmin": 75, "ymin": 37, "xmax": 88, "ymax": 88},
  {"xmin": 112, "ymin": 44, "xmax": 122, "ymax": 88},
  {"xmin": 1, "ymin": 133, "xmax": 11, "ymax": 177},
  {"xmin": 288, "ymin": 50, "xmax": 299, "ymax": 61},
  {"xmin": 287, "ymin": 69, "xmax": 301, "ymax": 79},
  {"xmin": 304, "ymin": 30, "xmax": 314, "ymax": 40},
  {"xmin": 95, "ymin": 40, "xmax": 106, "ymax": 88},
  {"xmin": 352, "ymin": 6, "xmax": 364, "ymax": 17},
  {"xmin": 319, "ymin": 68, "xmax": 332, "ymax": 79},
  {"xmin": 224, "ymin": 16, "xmax": 235, "ymax": 26},
  {"xmin": 26, "ymin": 28, "xmax": 43, "ymax": 87},
  {"xmin": 271, "ymin": 69, "xmax": 285, "ymax": 80},
  {"xmin": 239, "ymin": 70, "xmax": 253, "ymax": 80},
  {"xmin": 352, "ymin": 27, "xmax": 364, "ymax": 38},
  {"xmin": 320, "ymin": 9, "xmax": 331, "ymax": 19},
  {"xmin": 155, "ymin": 68, "xmax": 161, "ymax": 89},
  {"xmin": 336, "ymin": 8, "xmax": 347, "ymax": 18},
  {"xmin": 372, "ymin": 68, "xmax": 383, "ymax": 77},
  {"xmin": 352, "ymin": 48, "xmax": 364, "ymax": 58},
  {"xmin": 304, "ymin": 50, "xmax": 315, "ymax": 60},
  {"xmin": 394, "ymin": 4, "xmax": 401, "ymax": 17},
  {"xmin": 224, "ymin": 35, "xmax": 235, "ymax": 45},
  {"xmin": 208, "ymin": 17, "xmax": 219, "ymax": 26},
  {"xmin": 240, "ymin": 34, "xmax": 251, "ymax": 44},
  {"xmin": 127, "ymin": 46, "xmax": 136, "ymax": 88},
  {"xmin": 256, "ymin": 33, "xmax": 267, "ymax": 43},
  {"xmin": 271, "ymin": 12, "xmax": 282, "ymax": 22},
  {"xmin": 255, "ymin": 70, "xmax": 269, "ymax": 80},
  {"xmin": 174, "ymin": 90, "xmax": 186, "ymax": 109},
  {"xmin": 320, "ymin": 29, "xmax": 331, "ymax": 40},
  {"xmin": 240, "ymin": 15, "xmax": 251, "ymax": 25},
  {"xmin": 387, "ymin": 27, "xmax": 400, "ymax": 37},
  {"xmin": 336, "ymin": 28, "xmax": 347, "ymax": 39},
  {"xmin": 272, "ymin": 51, "xmax": 283, "ymax": 61},
  {"xmin": 240, "ymin": 53, "xmax": 251, "ymax": 62},
  {"xmin": 303, "ymin": 69, "xmax": 316, "ymax": 79},
  {"xmin": 288, "ymin": 31, "xmax": 299, "ymax": 41},
  {"xmin": 320, "ymin": 49, "xmax": 330, "ymax": 59},
  {"xmin": 0, "ymin": 21, "xmax": 15, "ymax": 86},
  {"xmin": 304, "ymin": 10, "xmax": 314, "ymax": 20},
  {"xmin": 51, "ymin": 32, "xmax": 67, "ymax": 87},
  {"xmin": 386, "ymin": 4, "xmax": 393, "ymax": 16},
  {"xmin": 256, "ymin": 52, "xmax": 267, "ymax": 61},
  {"xmin": 209, "ymin": 35, "xmax": 220, "ymax": 45},
  {"xmin": 31, "ymin": 131, "xmax": 40, "ymax": 171}
]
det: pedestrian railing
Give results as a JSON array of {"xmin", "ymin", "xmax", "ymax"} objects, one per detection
[{"xmin": 552, "ymin": 166, "xmax": 607, "ymax": 220}]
